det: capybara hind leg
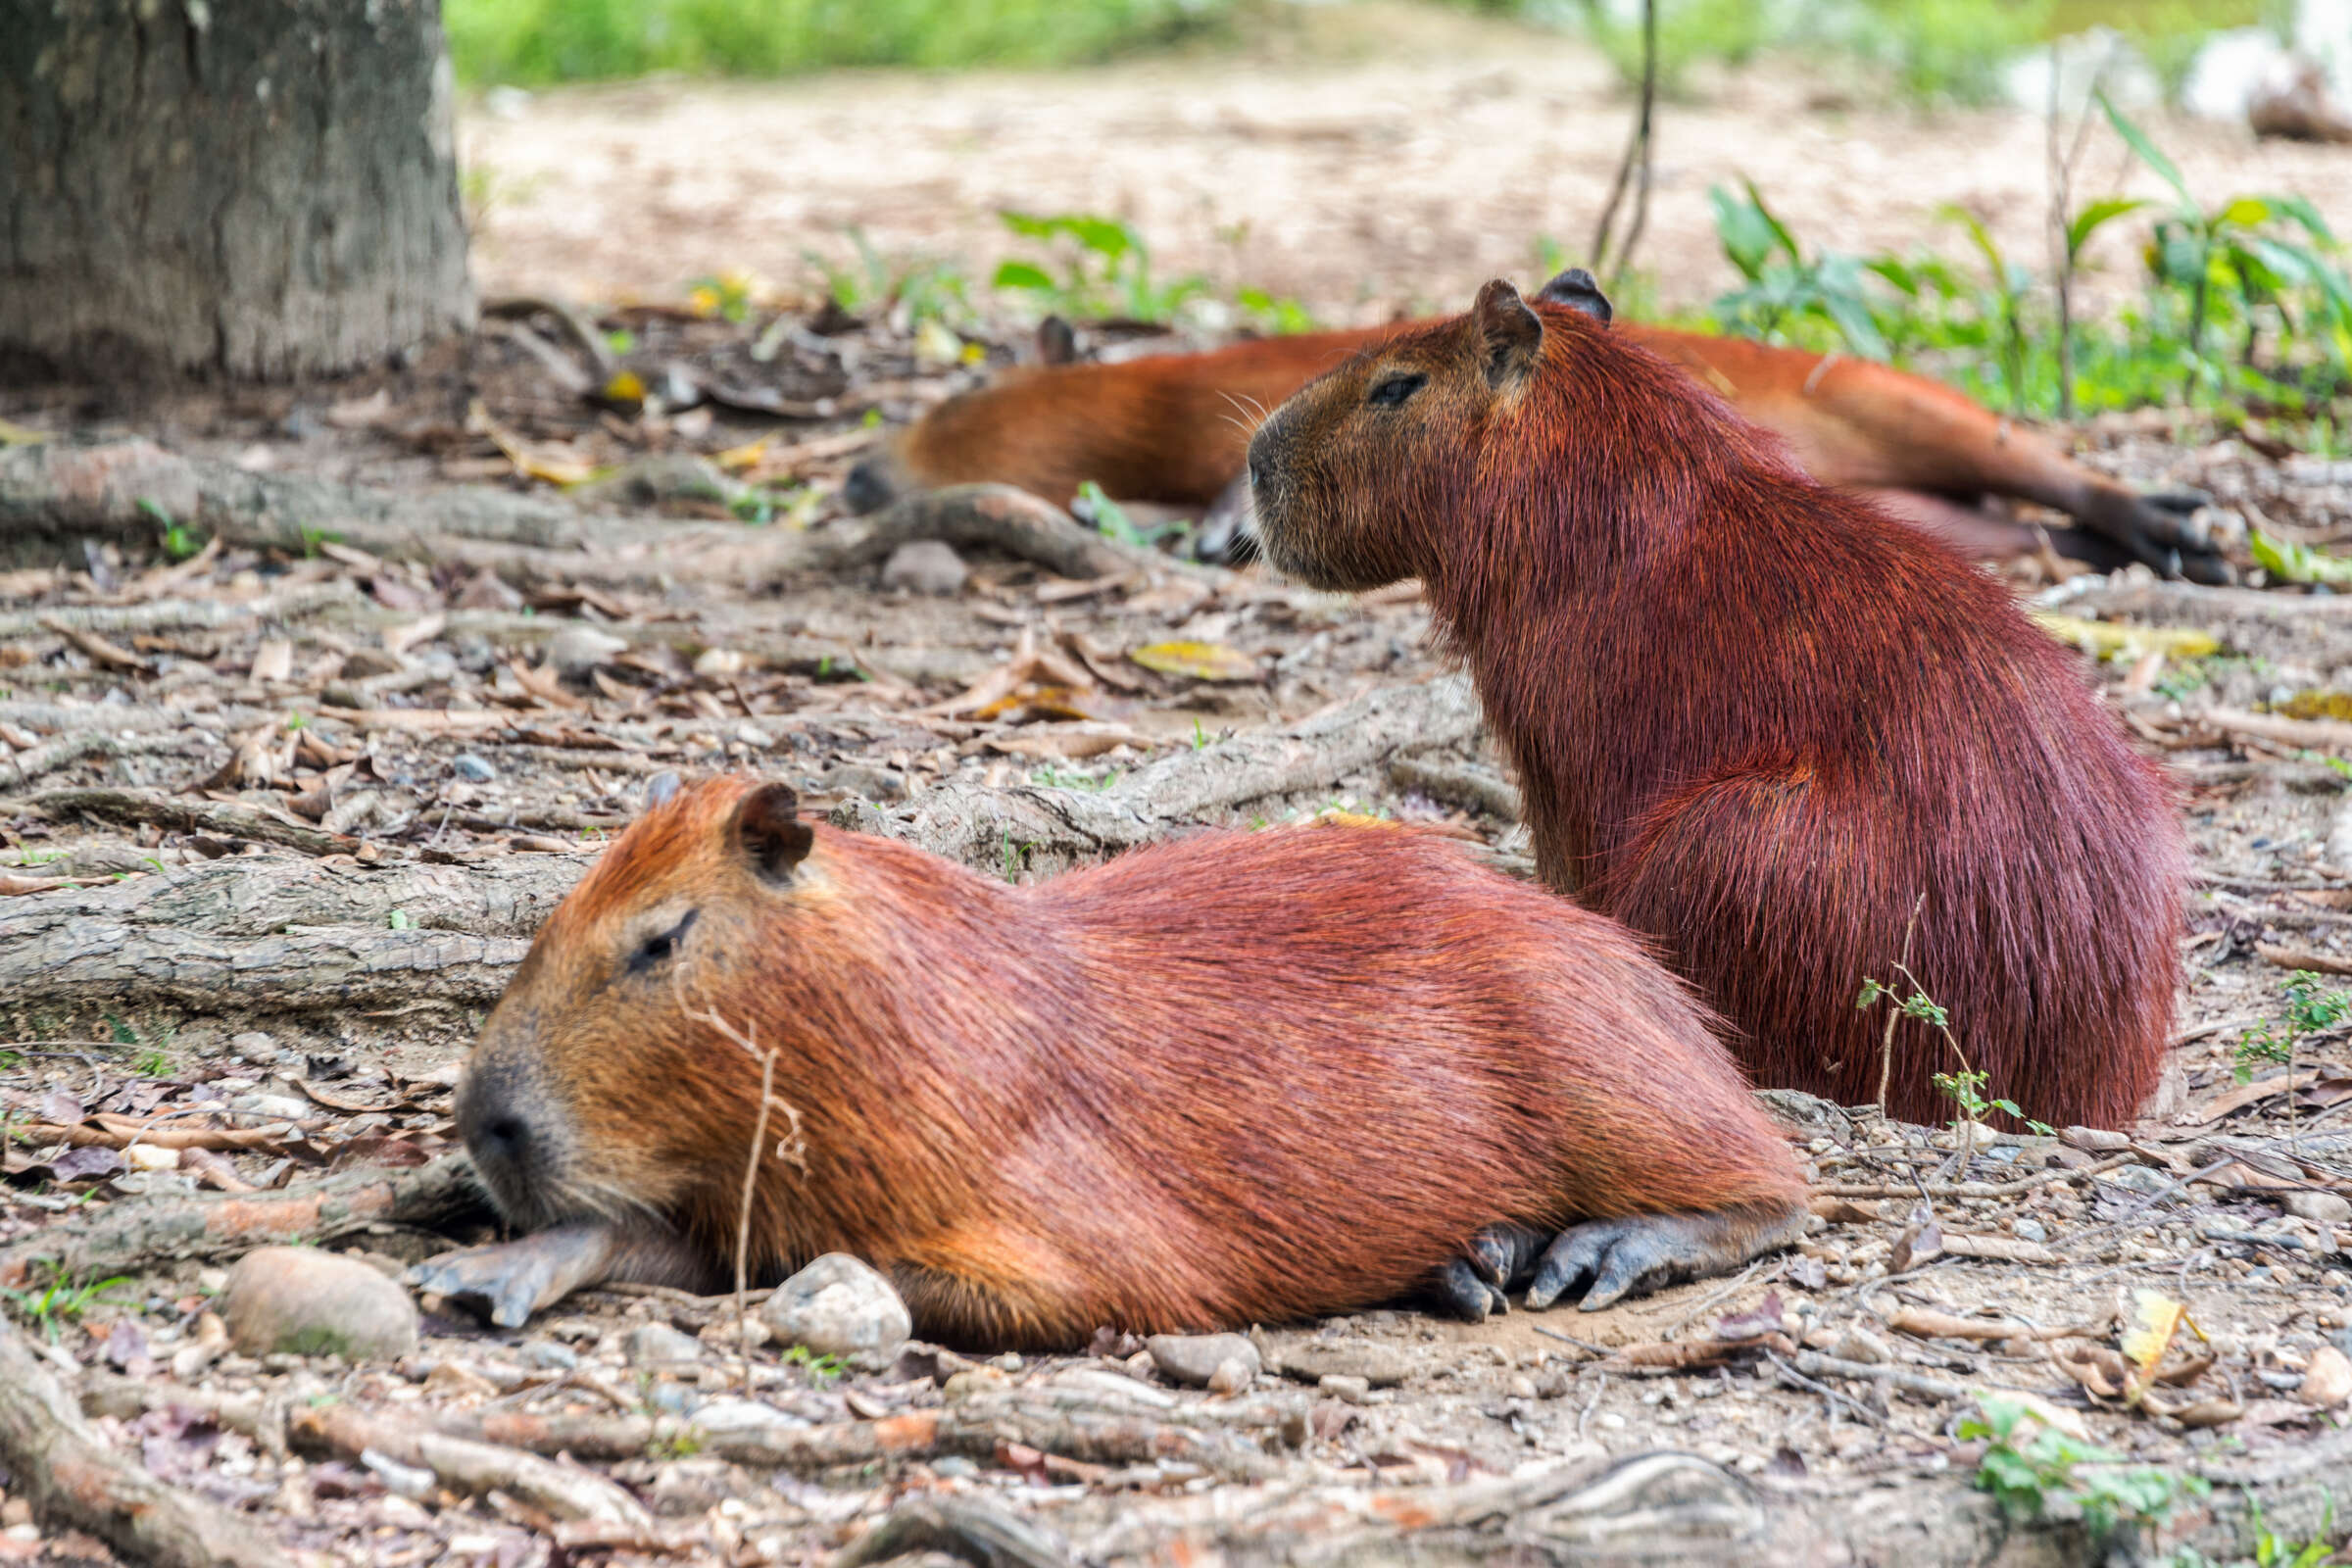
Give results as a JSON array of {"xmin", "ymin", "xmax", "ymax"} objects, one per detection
[
  {"xmin": 1600, "ymin": 766, "xmax": 1886, "ymax": 1109},
  {"xmin": 1526, "ymin": 1202, "xmax": 1807, "ymax": 1312},
  {"xmin": 1431, "ymin": 1222, "xmax": 1546, "ymax": 1320},
  {"xmin": 411, "ymin": 1222, "xmax": 710, "ymax": 1329}
]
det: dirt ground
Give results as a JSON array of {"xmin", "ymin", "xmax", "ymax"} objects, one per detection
[
  {"xmin": 459, "ymin": 4, "xmax": 2352, "ymax": 325},
  {"xmin": 5, "ymin": 13, "xmax": 2352, "ymax": 1566}
]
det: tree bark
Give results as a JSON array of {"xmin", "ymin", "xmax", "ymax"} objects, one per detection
[{"xmin": 0, "ymin": 0, "xmax": 473, "ymax": 379}]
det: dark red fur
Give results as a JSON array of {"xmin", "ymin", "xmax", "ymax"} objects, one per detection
[
  {"xmin": 455, "ymin": 778, "xmax": 1806, "ymax": 1348},
  {"xmin": 1246, "ymin": 287, "xmax": 2186, "ymax": 1129}
]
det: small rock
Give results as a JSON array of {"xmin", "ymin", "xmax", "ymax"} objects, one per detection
[
  {"xmin": 933, "ymin": 1456, "xmax": 979, "ymax": 1479},
  {"xmin": 2302, "ymin": 1346, "xmax": 2352, "ymax": 1407},
  {"xmin": 1148, "ymin": 1333, "xmax": 1260, "ymax": 1389},
  {"xmin": 700, "ymin": 1316, "xmax": 772, "ymax": 1352},
  {"xmin": 456, "ymin": 570, "xmax": 525, "ymax": 612},
  {"xmin": 227, "ymin": 1093, "xmax": 312, "ymax": 1125},
  {"xmin": 1830, "ymin": 1328, "xmax": 1890, "ymax": 1366},
  {"xmin": 228, "ymin": 1032, "xmax": 275, "ymax": 1060},
  {"xmin": 2108, "ymin": 1163, "xmax": 2174, "ymax": 1196},
  {"xmin": 548, "ymin": 626, "xmax": 627, "ymax": 679},
  {"xmin": 1273, "ymin": 1340, "xmax": 1410, "ymax": 1388},
  {"xmin": 1208, "ymin": 1357, "xmax": 1255, "ymax": 1396},
  {"xmin": 362, "ymin": 1449, "xmax": 437, "ymax": 1502},
  {"xmin": 0, "ymin": 1500, "xmax": 26, "ymax": 1529},
  {"xmin": 452, "ymin": 753, "xmax": 497, "ymax": 784},
  {"xmin": 222, "ymin": 1248, "xmax": 417, "ymax": 1362},
  {"xmin": 880, "ymin": 540, "xmax": 968, "ymax": 597},
  {"xmin": 2287, "ymin": 1192, "xmax": 2352, "ymax": 1227},
  {"xmin": 1319, "ymin": 1374, "xmax": 1373, "ymax": 1404},
  {"xmin": 518, "ymin": 1339, "xmax": 578, "ymax": 1371},
  {"xmin": 337, "ymin": 648, "xmax": 404, "ymax": 681},
  {"xmin": 694, "ymin": 1398, "xmax": 809, "ymax": 1441},
  {"xmin": 625, "ymin": 1322, "xmax": 706, "ymax": 1368},
  {"xmin": 124, "ymin": 1144, "xmax": 179, "ymax": 1172},
  {"xmin": 172, "ymin": 1311, "xmax": 227, "ymax": 1379},
  {"xmin": 1507, "ymin": 1374, "xmax": 1540, "ymax": 1400},
  {"xmin": 2012, "ymin": 1218, "xmax": 2048, "ymax": 1244},
  {"xmin": 759, "ymin": 1254, "xmax": 910, "ymax": 1370},
  {"xmin": 694, "ymin": 648, "xmax": 751, "ymax": 680}
]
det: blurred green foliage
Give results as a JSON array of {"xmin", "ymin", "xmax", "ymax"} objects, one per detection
[{"xmin": 445, "ymin": 0, "xmax": 1235, "ymax": 83}]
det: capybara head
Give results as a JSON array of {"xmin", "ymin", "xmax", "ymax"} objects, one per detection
[
  {"xmin": 1245, "ymin": 270, "xmax": 1614, "ymax": 591},
  {"xmin": 456, "ymin": 775, "xmax": 828, "ymax": 1235}
]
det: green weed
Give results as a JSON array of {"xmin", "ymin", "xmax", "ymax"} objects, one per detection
[
  {"xmin": 2, "ymin": 1262, "xmax": 134, "ymax": 1344},
  {"xmin": 1964, "ymin": 1394, "xmax": 2204, "ymax": 1544},
  {"xmin": 2236, "ymin": 970, "xmax": 2352, "ymax": 1087},
  {"xmin": 781, "ymin": 1343, "xmax": 846, "ymax": 1383},
  {"xmin": 994, "ymin": 212, "xmax": 1206, "ymax": 324}
]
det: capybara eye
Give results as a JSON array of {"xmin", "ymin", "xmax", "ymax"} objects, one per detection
[
  {"xmin": 628, "ymin": 909, "xmax": 699, "ymax": 976},
  {"xmin": 1366, "ymin": 373, "xmax": 1427, "ymax": 409}
]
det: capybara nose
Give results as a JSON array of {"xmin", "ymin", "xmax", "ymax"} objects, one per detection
[
  {"xmin": 455, "ymin": 1056, "xmax": 560, "ymax": 1212},
  {"xmin": 842, "ymin": 460, "xmax": 895, "ymax": 515}
]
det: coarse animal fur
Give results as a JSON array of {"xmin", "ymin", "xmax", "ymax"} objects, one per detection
[
  {"xmin": 1246, "ymin": 272, "xmax": 2186, "ymax": 1129},
  {"xmin": 843, "ymin": 306, "xmax": 2225, "ymax": 579},
  {"xmin": 421, "ymin": 775, "xmax": 1808, "ymax": 1348}
]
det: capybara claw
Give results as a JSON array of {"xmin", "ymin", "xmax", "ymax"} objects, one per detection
[
  {"xmin": 1434, "ymin": 1258, "xmax": 1507, "ymax": 1321},
  {"xmin": 410, "ymin": 1244, "xmax": 550, "ymax": 1328},
  {"xmin": 1525, "ymin": 1211, "xmax": 1764, "ymax": 1313}
]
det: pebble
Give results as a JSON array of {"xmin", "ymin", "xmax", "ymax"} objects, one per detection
[
  {"xmin": 2302, "ymin": 1345, "xmax": 2352, "ymax": 1407},
  {"xmin": 1147, "ymin": 1333, "xmax": 1260, "ymax": 1389},
  {"xmin": 547, "ymin": 625, "xmax": 629, "ymax": 678},
  {"xmin": 452, "ymin": 753, "xmax": 497, "ymax": 784},
  {"xmin": 1208, "ymin": 1356, "xmax": 1255, "ymax": 1396},
  {"xmin": 695, "ymin": 1398, "xmax": 809, "ymax": 1441},
  {"xmin": 518, "ymin": 1339, "xmax": 578, "ymax": 1371},
  {"xmin": 1506, "ymin": 1374, "xmax": 1540, "ymax": 1400},
  {"xmin": 123, "ymin": 1144, "xmax": 179, "ymax": 1171},
  {"xmin": 759, "ymin": 1254, "xmax": 910, "ymax": 1370},
  {"xmin": 228, "ymin": 1032, "xmax": 275, "ymax": 1060},
  {"xmin": 1275, "ymin": 1340, "xmax": 1411, "ymax": 1388},
  {"xmin": 2287, "ymin": 1192, "xmax": 2352, "ymax": 1227},
  {"xmin": 624, "ymin": 1322, "xmax": 706, "ymax": 1368},
  {"xmin": 880, "ymin": 540, "xmax": 969, "ymax": 597},
  {"xmin": 2107, "ymin": 1164, "xmax": 2174, "ymax": 1196},
  {"xmin": 1830, "ymin": 1328, "xmax": 1890, "ymax": 1366},
  {"xmin": 2012, "ymin": 1219, "xmax": 2048, "ymax": 1244},
  {"xmin": 1318, "ymin": 1374, "xmax": 1373, "ymax": 1404},
  {"xmin": 228, "ymin": 1093, "xmax": 312, "ymax": 1125},
  {"xmin": 221, "ymin": 1247, "xmax": 417, "ymax": 1362},
  {"xmin": 933, "ymin": 1456, "xmax": 980, "ymax": 1479}
]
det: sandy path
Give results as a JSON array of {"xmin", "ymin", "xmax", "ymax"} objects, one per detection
[{"xmin": 458, "ymin": 5, "xmax": 2352, "ymax": 324}]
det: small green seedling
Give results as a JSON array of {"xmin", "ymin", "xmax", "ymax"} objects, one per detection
[
  {"xmin": 2, "ymin": 1262, "xmax": 134, "ymax": 1344},
  {"xmin": 782, "ymin": 1344, "xmax": 845, "ymax": 1383},
  {"xmin": 1963, "ymin": 1395, "xmax": 2204, "ymax": 1545}
]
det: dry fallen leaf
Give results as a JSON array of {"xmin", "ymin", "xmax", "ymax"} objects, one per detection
[
  {"xmin": 1129, "ymin": 640, "xmax": 1259, "ymax": 683},
  {"xmin": 250, "ymin": 638, "xmax": 294, "ymax": 683}
]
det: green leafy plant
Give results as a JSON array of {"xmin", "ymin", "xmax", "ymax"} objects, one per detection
[
  {"xmin": 1073, "ymin": 480, "xmax": 1188, "ymax": 551},
  {"xmin": 1963, "ymin": 1395, "xmax": 2205, "ymax": 1544},
  {"xmin": 137, "ymin": 498, "xmax": 206, "ymax": 564},
  {"xmin": 2236, "ymin": 972, "xmax": 2352, "ymax": 1153},
  {"xmin": 1856, "ymin": 965, "xmax": 2051, "ymax": 1137},
  {"xmin": 803, "ymin": 227, "xmax": 970, "ymax": 327},
  {"xmin": 781, "ymin": 1343, "xmax": 845, "ymax": 1383},
  {"xmin": 993, "ymin": 211, "xmax": 1206, "ymax": 323},
  {"xmin": 2, "ymin": 1262, "xmax": 134, "ymax": 1343},
  {"xmin": 2103, "ymin": 91, "xmax": 2352, "ymax": 398},
  {"xmin": 1709, "ymin": 179, "xmax": 1887, "ymax": 360}
]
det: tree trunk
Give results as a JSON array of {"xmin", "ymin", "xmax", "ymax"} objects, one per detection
[{"xmin": 0, "ymin": 0, "xmax": 473, "ymax": 380}]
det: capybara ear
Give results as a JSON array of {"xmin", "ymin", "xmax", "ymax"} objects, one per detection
[
  {"xmin": 645, "ymin": 770, "xmax": 683, "ymax": 808},
  {"xmin": 1536, "ymin": 268, "xmax": 1614, "ymax": 325},
  {"xmin": 730, "ymin": 782, "xmax": 814, "ymax": 887},
  {"xmin": 1036, "ymin": 316, "xmax": 1078, "ymax": 366},
  {"xmin": 1472, "ymin": 279, "xmax": 1544, "ymax": 390}
]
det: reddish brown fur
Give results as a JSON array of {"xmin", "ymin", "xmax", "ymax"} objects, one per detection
[
  {"xmin": 861, "ymin": 317, "xmax": 2190, "ymax": 566},
  {"xmin": 452, "ymin": 777, "xmax": 1805, "ymax": 1348},
  {"xmin": 1246, "ymin": 282, "xmax": 2186, "ymax": 1129}
]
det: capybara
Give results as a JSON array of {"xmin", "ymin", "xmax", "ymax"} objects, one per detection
[
  {"xmin": 413, "ymin": 775, "xmax": 1808, "ymax": 1347},
  {"xmin": 1244, "ymin": 270, "xmax": 2186, "ymax": 1130},
  {"xmin": 843, "ymin": 302, "xmax": 2225, "ymax": 580}
]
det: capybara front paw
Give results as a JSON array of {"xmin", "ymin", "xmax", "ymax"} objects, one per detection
[
  {"xmin": 1525, "ymin": 1213, "xmax": 1732, "ymax": 1312},
  {"xmin": 410, "ymin": 1227, "xmax": 603, "ymax": 1329}
]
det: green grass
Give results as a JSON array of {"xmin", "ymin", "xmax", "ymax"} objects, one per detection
[{"xmin": 444, "ymin": 0, "xmax": 1238, "ymax": 84}]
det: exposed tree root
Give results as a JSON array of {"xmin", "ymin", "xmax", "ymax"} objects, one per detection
[{"xmin": 0, "ymin": 1313, "xmax": 294, "ymax": 1568}]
